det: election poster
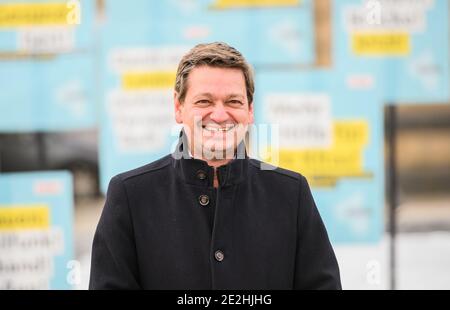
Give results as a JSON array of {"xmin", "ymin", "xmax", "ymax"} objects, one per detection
[
  {"xmin": 254, "ymin": 70, "xmax": 384, "ymax": 243},
  {"xmin": 334, "ymin": 0, "xmax": 449, "ymax": 103},
  {"xmin": 0, "ymin": 0, "xmax": 97, "ymax": 131},
  {"xmin": 0, "ymin": 171, "xmax": 74, "ymax": 289}
]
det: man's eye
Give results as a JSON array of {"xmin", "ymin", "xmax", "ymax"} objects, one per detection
[
  {"xmin": 196, "ymin": 100, "xmax": 211, "ymax": 105},
  {"xmin": 229, "ymin": 100, "xmax": 243, "ymax": 105}
]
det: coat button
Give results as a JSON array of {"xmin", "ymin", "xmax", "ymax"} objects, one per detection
[
  {"xmin": 214, "ymin": 250, "xmax": 225, "ymax": 262},
  {"xmin": 198, "ymin": 194, "xmax": 210, "ymax": 206},
  {"xmin": 196, "ymin": 170, "xmax": 207, "ymax": 180}
]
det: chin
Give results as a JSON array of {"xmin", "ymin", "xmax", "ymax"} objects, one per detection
[{"xmin": 202, "ymin": 143, "xmax": 237, "ymax": 160}]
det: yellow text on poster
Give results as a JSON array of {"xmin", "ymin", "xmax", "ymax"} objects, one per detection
[
  {"xmin": 352, "ymin": 32, "xmax": 410, "ymax": 56},
  {"xmin": 211, "ymin": 0, "xmax": 300, "ymax": 9},
  {"xmin": 264, "ymin": 120, "xmax": 371, "ymax": 187},
  {"xmin": 334, "ymin": 120, "xmax": 368, "ymax": 148},
  {"xmin": 0, "ymin": 2, "xmax": 78, "ymax": 28},
  {"xmin": 0, "ymin": 204, "xmax": 50, "ymax": 230},
  {"xmin": 122, "ymin": 71, "xmax": 176, "ymax": 90}
]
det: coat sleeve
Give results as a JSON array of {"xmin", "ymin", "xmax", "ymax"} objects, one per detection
[
  {"xmin": 89, "ymin": 175, "xmax": 141, "ymax": 289},
  {"xmin": 294, "ymin": 176, "xmax": 342, "ymax": 290}
]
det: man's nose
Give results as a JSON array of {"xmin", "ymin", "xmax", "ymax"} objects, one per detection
[{"xmin": 209, "ymin": 103, "xmax": 229, "ymax": 123}]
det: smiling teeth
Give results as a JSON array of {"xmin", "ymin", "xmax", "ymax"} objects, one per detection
[{"xmin": 203, "ymin": 125, "xmax": 236, "ymax": 132}]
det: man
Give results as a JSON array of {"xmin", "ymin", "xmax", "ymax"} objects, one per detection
[{"xmin": 90, "ymin": 42, "xmax": 341, "ymax": 290}]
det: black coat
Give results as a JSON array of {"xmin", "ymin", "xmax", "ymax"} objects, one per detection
[{"xmin": 89, "ymin": 136, "xmax": 341, "ymax": 290}]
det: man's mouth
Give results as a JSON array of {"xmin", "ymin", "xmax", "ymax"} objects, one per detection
[{"xmin": 202, "ymin": 124, "xmax": 236, "ymax": 133}]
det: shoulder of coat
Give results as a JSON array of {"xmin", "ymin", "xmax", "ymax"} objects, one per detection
[
  {"xmin": 248, "ymin": 158, "xmax": 304, "ymax": 182},
  {"xmin": 116, "ymin": 154, "xmax": 172, "ymax": 182}
]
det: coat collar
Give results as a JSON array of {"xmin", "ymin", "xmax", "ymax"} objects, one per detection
[{"xmin": 171, "ymin": 130, "xmax": 248, "ymax": 188}]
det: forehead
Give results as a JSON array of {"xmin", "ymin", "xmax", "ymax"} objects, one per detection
[{"xmin": 185, "ymin": 66, "xmax": 246, "ymax": 98}]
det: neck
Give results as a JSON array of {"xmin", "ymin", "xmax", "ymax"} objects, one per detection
[
  {"xmin": 206, "ymin": 158, "xmax": 232, "ymax": 168},
  {"xmin": 189, "ymin": 145, "xmax": 236, "ymax": 168}
]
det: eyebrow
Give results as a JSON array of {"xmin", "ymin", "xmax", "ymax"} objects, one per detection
[
  {"xmin": 193, "ymin": 93, "xmax": 245, "ymax": 100},
  {"xmin": 226, "ymin": 94, "xmax": 245, "ymax": 100},
  {"xmin": 193, "ymin": 93, "xmax": 214, "ymax": 100}
]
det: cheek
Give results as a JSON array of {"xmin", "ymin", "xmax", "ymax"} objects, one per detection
[
  {"xmin": 191, "ymin": 109, "xmax": 211, "ymax": 123},
  {"xmin": 183, "ymin": 111, "xmax": 208, "ymax": 131},
  {"xmin": 232, "ymin": 110, "xmax": 252, "ymax": 123}
]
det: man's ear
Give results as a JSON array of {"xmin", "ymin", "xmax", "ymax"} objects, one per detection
[{"xmin": 174, "ymin": 92, "xmax": 183, "ymax": 124}]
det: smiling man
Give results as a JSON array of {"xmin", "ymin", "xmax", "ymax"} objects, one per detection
[
  {"xmin": 174, "ymin": 51, "xmax": 254, "ymax": 186},
  {"xmin": 89, "ymin": 42, "xmax": 341, "ymax": 290}
]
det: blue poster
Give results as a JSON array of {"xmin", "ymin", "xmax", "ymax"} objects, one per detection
[
  {"xmin": 254, "ymin": 70, "xmax": 384, "ymax": 243},
  {"xmin": 0, "ymin": 171, "xmax": 74, "ymax": 289},
  {"xmin": 0, "ymin": 54, "xmax": 96, "ymax": 131},
  {"xmin": 0, "ymin": 0, "xmax": 94, "ymax": 52},
  {"xmin": 104, "ymin": 0, "xmax": 315, "ymax": 66},
  {"xmin": 333, "ymin": 0, "xmax": 449, "ymax": 103},
  {"xmin": 0, "ymin": 0, "xmax": 97, "ymax": 131}
]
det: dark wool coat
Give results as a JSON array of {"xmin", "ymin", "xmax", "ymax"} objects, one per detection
[{"xmin": 89, "ymin": 135, "xmax": 341, "ymax": 290}]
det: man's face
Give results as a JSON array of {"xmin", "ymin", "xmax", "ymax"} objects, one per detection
[{"xmin": 175, "ymin": 66, "xmax": 254, "ymax": 159}]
